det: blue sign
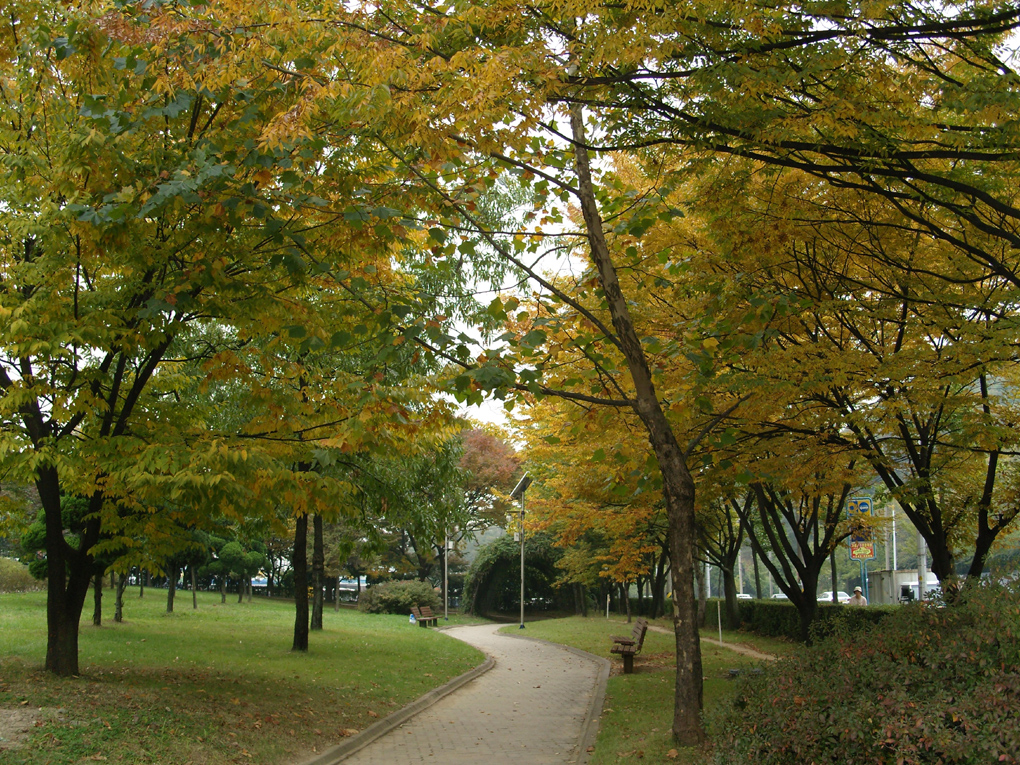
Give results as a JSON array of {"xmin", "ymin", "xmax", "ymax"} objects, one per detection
[{"xmin": 848, "ymin": 497, "xmax": 873, "ymax": 543}]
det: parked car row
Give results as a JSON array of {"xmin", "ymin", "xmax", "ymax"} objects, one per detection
[{"xmin": 716, "ymin": 591, "xmax": 852, "ymax": 602}]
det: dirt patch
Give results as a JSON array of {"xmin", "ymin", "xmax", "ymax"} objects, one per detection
[
  {"xmin": 607, "ymin": 650, "xmax": 676, "ymax": 676},
  {"xmin": 0, "ymin": 706, "xmax": 61, "ymax": 751}
]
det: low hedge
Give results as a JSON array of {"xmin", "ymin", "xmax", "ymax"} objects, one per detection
[
  {"xmin": 356, "ymin": 579, "xmax": 441, "ymax": 615},
  {"xmin": 703, "ymin": 597, "xmax": 897, "ymax": 641},
  {"xmin": 713, "ymin": 582, "xmax": 1020, "ymax": 765}
]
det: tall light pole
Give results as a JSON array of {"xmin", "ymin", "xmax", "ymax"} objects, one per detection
[{"xmin": 510, "ymin": 473, "xmax": 532, "ymax": 630}]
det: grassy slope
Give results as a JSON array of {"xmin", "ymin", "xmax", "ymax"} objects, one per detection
[
  {"xmin": 512, "ymin": 616, "xmax": 793, "ymax": 765},
  {"xmin": 0, "ymin": 591, "xmax": 482, "ymax": 765}
]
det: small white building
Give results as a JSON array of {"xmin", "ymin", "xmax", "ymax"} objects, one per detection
[{"xmin": 870, "ymin": 569, "xmax": 941, "ymax": 604}]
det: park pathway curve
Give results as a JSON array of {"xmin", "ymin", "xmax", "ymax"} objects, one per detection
[{"xmin": 305, "ymin": 622, "xmax": 608, "ymax": 765}]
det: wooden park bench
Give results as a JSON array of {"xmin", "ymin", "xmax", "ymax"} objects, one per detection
[
  {"xmin": 610, "ymin": 617, "xmax": 648, "ymax": 674},
  {"xmin": 411, "ymin": 605, "xmax": 438, "ymax": 628}
]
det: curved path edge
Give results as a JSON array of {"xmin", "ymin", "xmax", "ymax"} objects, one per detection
[
  {"xmin": 504, "ymin": 631, "xmax": 611, "ymax": 763},
  {"xmin": 295, "ymin": 654, "xmax": 496, "ymax": 765}
]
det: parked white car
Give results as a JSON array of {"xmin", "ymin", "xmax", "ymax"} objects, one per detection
[
  {"xmin": 820, "ymin": 590, "xmax": 851, "ymax": 603},
  {"xmin": 736, "ymin": 593, "xmax": 753, "ymax": 600},
  {"xmin": 770, "ymin": 592, "xmax": 789, "ymax": 600}
]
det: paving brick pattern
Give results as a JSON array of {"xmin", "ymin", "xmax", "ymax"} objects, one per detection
[{"xmin": 339, "ymin": 623, "xmax": 603, "ymax": 764}]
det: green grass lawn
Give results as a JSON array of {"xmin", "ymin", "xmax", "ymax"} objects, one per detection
[
  {"xmin": 512, "ymin": 616, "xmax": 794, "ymax": 764},
  {"xmin": 0, "ymin": 590, "xmax": 483, "ymax": 764}
]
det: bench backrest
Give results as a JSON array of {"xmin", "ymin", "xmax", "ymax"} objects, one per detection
[
  {"xmin": 633, "ymin": 619, "xmax": 648, "ymax": 649},
  {"xmin": 410, "ymin": 606, "xmax": 423, "ymax": 619},
  {"xmin": 631, "ymin": 618, "xmax": 647, "ymax": 639},
  {"xmin": 419, "ymin": 605, "xmax": 436, "ymax": 619}
]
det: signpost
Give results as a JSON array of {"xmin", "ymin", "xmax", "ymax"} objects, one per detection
[{"xmin": 848, "ymin": 496, "xmax": 875, "ymax": 601}]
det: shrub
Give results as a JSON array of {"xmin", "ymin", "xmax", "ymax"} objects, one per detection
[
  {"xmin": 357, "ymin": 580, "xmax": 441, "ymax": 615},
  {"xmin": 713, "ymin": 581, "xmax": 1020, "ymax": 765},
  {"xmin": 463, "ymin": 532, "xmax": 565, "ymax": 615},
  {"xmin": 0, "ymin": 556, "xmax": 42, "ymax": 592}
]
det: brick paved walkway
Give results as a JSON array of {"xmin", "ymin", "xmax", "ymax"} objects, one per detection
[{"xmin": 318, "ymin": 622, "xmax": 607, "ymax": 765}]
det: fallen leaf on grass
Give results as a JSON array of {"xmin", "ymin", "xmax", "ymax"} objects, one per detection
[
  {"xmin": 367, "ymin": 710, "xmax": 379, "ymax": 718},
  {"xmin": 667, "ymin": 749, "xmax": 679, "ymax": 759}
]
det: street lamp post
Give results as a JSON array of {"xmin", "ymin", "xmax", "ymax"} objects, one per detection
[{"xmin": 510, "ymin": 473, "xmax": 532, "ymax": 630}]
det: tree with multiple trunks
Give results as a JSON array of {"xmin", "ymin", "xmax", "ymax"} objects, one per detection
[
  {"xmin": 695, "ymin": 488, "xmax": 747, "ymax": 631},
  {"xmin": 683, "ymin": 163, "xmax": 1020, "ymax": 591}
]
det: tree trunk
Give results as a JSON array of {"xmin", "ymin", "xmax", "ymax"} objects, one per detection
[
  {"xmin": 40, "ymin": 468, "xmax": 96, "ymax": 676},
  {"xmin": 191, "ymin": 567, "xmax": 198, "ymax": 610},
  {"xmin": 722, "ymin": 566, "xmax": 740, "ymax": 629},
  {"xmin": 140, "ymin": 569, "xmax": 145, "ymax": 598},
  {"xmin": 115, "ymin": 573, "xmax": 127, "ymax": 623},
  {"xmin": 695, "ymin": 560, "xmax": 706, "ymax": 627},
  {"xmin": 622, "ymin": 582, "xmax": 631, "ymax": 622},
  {"xmin": 797, "ymin": 570, "xmax": 822, "ymax": 644},
  {"xmin": 752, "ymin": 546, "xmax": 763, "ymax": 599},
  {"xmin": 311, "ymin": 514, "xmax": 324, "ymax": 630},
  {"xmin": 92, "ymin": 572, "xmax": 103, "ymax": 627},
  {"xmin": 571, "ymin": 104, "xmax": 704, "ymax": 744},
  {"xmin": 219, "ymin": 576, "xmax": 226, "ymax": 604},
  {"xmin": 798, "ymin": 597, "xmax": 819, "ymax": 645},
  {"xmin": 651, "ymin": 548, "xmax": 668, "ymax": 618},
  {"xmin": 830, "ymin": 550, "xmax": 838, "ymax": 602},
  {"xmin": 292, "ymin": 513, "xmax": 309, "ymax": 651},
  {"xmin": 167, "ymin": 567, "xmax": 178, "ymax": 614}
]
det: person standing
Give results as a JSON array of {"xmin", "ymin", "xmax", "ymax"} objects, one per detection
[{"xmin": 848, "ymin": 586, "xmax": 868, "ymax": 606}]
